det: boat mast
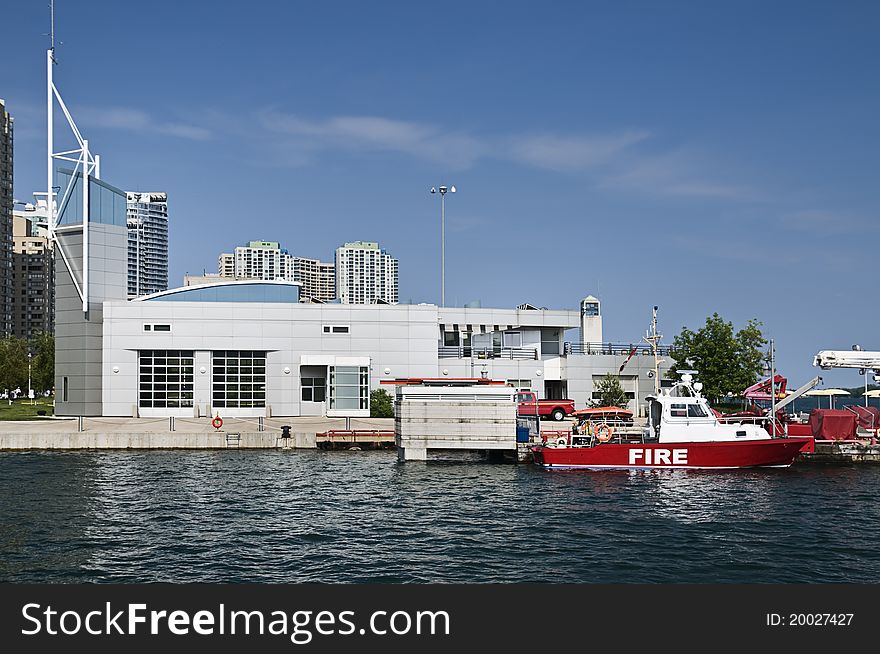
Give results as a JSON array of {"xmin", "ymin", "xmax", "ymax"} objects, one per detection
[{"xmin": 643, "ymin": 306, "xmax": 664, "ymax": 395}]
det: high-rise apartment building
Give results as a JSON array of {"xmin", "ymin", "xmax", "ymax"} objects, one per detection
[
  {"xmin": 335, "ymin": 241, "xmax": 398, "ymax": 305},
  {"xmin": 234, "ymin": 240, "xmax": 285, "ymax": 280},
  {"xmin": 289, "ymin": 256, "xmax": 335, "ymax": 302},
  {"xmin": 218, "ymin": 241, "xmax": 336, "ymax": 302},
  {"xmin": 218, "ymin": 252, "xmax": 235, "ymax": 277},
  {"xmin": 1, "ymin": 100, "xmax": 13, "ymax": 336},
  {"xmin": 11, "ymin": 199, "xmax": 53, "ymax": 338},
  {"xmin": 126, "ymin": 192, "xmax": 169, "ymax": 297}
]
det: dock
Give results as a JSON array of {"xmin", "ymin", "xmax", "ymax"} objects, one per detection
[
  {"xmin": 316, "ymin": 430, "xmax": 395, "ymax": 450},
  {"xmin": 797, "ymin": 439, "xmax": 880, "ymax": 464}
]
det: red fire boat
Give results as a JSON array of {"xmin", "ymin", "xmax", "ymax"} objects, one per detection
[{"xmin": 531, "ymin": 375, "xmax": 812, "ymax": 470}]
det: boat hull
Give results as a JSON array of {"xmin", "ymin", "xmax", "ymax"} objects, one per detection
[{"xmin": 531, "ymin": 438, "xmax": 812, "ymax": 470}]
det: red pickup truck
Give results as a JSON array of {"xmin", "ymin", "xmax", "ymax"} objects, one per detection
[{"xmin": 515, "ymin": 391, "xmax": 576, "ymax": 421}]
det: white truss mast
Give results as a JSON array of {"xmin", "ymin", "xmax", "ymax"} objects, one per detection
[{"xmin": 46, "ymin": 0, "xmax": 100, "ymax": 315}]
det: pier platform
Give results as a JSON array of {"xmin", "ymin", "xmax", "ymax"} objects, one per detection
[
  {"xmin": 797, "ymin": 439, "xmax": 880, "ymax": 464},
  {"xmin": 316, "ymin": 430, "xmax": 395, "ymax": 450}
]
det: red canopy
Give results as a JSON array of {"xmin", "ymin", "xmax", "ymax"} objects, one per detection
[
  {"xmin": 809, "ymin": 409, "xmax": 858, "ymax": 441},
  {"xmin": 847, "ymin": 406, "xmax": 880, "ymax": 431}
]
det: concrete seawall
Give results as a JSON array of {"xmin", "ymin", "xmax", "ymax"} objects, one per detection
[
  {"xmin": 0, "ymin": 432, "xmax": 317, "ymax": 450},
  {"xmin": 0, "ymin": 417, "xmax": 394, "ymax": 450}
]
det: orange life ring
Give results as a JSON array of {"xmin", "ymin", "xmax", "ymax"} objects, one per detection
[
  {"xmin": 212, "ymin": 416, "xmax": 223, "ymax": 430},
  {"xmin": 593, "ymin": 422, "xmax": 613, "ymax": 442}
]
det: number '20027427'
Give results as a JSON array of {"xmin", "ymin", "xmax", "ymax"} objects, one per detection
[{"xmin": 766, "ymin": 613, "xmax": 854, "ymax": 626}]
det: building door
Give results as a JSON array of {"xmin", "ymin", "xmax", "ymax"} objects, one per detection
[{"xmin": 544, "ymin": 380, "xmax": 568, "ymax": 400}]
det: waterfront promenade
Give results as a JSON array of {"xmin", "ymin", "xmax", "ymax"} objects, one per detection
[{"xmin": 0, "ymin": 416, "xmax": 394, "ymax": 450}]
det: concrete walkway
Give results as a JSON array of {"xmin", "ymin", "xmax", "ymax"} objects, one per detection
[{"xmin": 0, "ymin": 416, "xmax": 393, "ymax": 434}]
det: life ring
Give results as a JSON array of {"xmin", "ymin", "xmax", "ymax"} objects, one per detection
[
  {"xmin": 593, "ymin": 423, "xmax": 613, "ymax": 442},
  {"xmin": 555, "ymin": 437, "xmax": 568, "ymax": 447},
  {"xmin": 212, "ymin": 416, "xmax": 223, "ymax": 430}
]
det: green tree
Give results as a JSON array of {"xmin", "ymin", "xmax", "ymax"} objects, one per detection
[
  {"xmin": 667, "ymin": 313, "xmax": 767, "ymax": 403},
  {"xmin": 370, "ymin": 388, "xmax": 394, "ymax": 418},
  {"xmin": 591, "ymin": 373, "xmax": 630, "ymax": 408},
  {"xmin": 0, "ymin": 336, "xmax": 29, "ymax": 395},
  {"xmin": 30, "ymin": 332, "xmax": 55, "ymax": 393}
]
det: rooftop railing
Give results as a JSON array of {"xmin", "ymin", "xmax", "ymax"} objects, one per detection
[{"xmin": 564, "ymin": 342, "xmax": 674, "ymax": 357}]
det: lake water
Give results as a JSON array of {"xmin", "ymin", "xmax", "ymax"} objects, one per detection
[{"xmin": 1, "ymin": 450, "xmax": 878, "ymax": 583}]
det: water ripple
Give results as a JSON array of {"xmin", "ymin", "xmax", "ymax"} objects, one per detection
[{"xmin": 1, "ymin": 451, "xmax": 879, "ymax": 583}]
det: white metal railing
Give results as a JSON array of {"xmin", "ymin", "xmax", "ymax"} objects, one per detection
[{"xmin": 437, "ymin": 346, "xmax": 538, "ymax": 360}]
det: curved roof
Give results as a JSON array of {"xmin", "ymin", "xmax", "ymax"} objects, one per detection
[{"xmin": 134, "ymin": 279, "xmax": 301, "ymax": 303}]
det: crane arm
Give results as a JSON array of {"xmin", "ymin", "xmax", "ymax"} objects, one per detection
[
  {"xmin": 813, "ymin": 350, "xmax": 880, "ymax": 373},
  {"xmin": 773, "ymin": 375, "xmax": 822, "ymax": 412}
]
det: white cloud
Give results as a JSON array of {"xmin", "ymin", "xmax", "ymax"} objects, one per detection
[
  {"xmin": 155, "ymin": 123, "xmax": 213, "ymax": 141},
  {"xmin": 257, "ymin": 109, "xmax": 761, "ymax": 203},
  {"xmin": 598, "ymin": 150, "xmax": 755, "ymax": 200},
  {"xmin": 259, "ymin": 110, "xmax": 486, "ymax": 169},
  {"xmin": 79, "ymin": 106, "xmax": 212, "ymax": 141},
  {"xmin": 508, "ymin": 131, "xmax": 650, "ymax": 171}
]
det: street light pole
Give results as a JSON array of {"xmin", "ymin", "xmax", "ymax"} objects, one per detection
[{"xmin": 430, "ymin": 184, "xmax": 455, "ymax": 307}]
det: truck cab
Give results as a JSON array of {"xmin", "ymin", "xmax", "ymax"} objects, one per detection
[{"xmin": 515, "ymin": 391, "xmax": 575, "ymax": 421}]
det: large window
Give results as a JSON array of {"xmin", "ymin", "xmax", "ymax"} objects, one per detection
[
  {"xmin": 139, "ymin": 350, "xmax": 194, "ymax": 408},
  {"xmin": 541, "ymin": 328, "xmax": 560, "ymax": 356},
  {"xmin": 212, "ymin": 350, "xmax": 266, "ymax": 408},
  {"xmin": 329, "ymin": 366, "xmax": 369, "ymax": 411},
  {"xmin": 503, "ymin": 331, "xmax": 522, "ymax": 347},
  {"xmin": 301, "ymin": 377, "xmax": 326, "ymax": 402}
]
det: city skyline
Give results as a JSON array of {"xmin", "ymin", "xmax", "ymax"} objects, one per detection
[{"xmin": 1, "ymin": 1, "xmax": 879, "ymax": 384}]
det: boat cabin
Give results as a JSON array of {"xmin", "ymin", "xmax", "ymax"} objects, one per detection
[{"xmin": 646, "ymin": 375, "xmax": 769, "ymax": 443}]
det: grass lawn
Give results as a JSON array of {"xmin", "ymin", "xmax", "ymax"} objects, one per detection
[{"xmin": 0, "ymin": 397, "xmax": 55, "ymax": 420}]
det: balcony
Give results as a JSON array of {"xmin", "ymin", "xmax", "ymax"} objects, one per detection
[{"xmin": 438, "ymin": 346, "xmax": 538, "ymax": 360}]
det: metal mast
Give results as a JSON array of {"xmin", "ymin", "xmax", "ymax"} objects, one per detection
[
  {"xmin": 642, "ymin": 306, "xmax": 664, "ymax": 395},
  {"xmin": 769, "ymin": 338, "xmax": 777, "ymax": 436},
  {"xmin": 47, "ymin": 0, "xmax": 100, "ymax": 316}
]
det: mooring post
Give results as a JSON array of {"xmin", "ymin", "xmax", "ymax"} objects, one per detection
[
  {"xmin": 259, "ymin": 416, "xmax": 264, "ymax": 432},
  {"xmin": 170, "ymin": 416, "xmax": 175, "ymax": 432},
  {"xmin": 77, "ymin": 416, "xmax": 83, "ymax": 432}
]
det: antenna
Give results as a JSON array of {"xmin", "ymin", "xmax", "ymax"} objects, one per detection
[{"xmin": 46, "ymin": 0, "xmax": 60, "ymax": 61}]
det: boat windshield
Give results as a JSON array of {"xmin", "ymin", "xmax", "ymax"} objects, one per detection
[{"xmin": 687, "ymin": 404, "xmax": 709, "ymax": 418}]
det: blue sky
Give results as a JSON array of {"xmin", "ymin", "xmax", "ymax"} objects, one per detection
[{"xmin": 3, "ymin": 0, "xmax": 879, "ymax": 385}]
